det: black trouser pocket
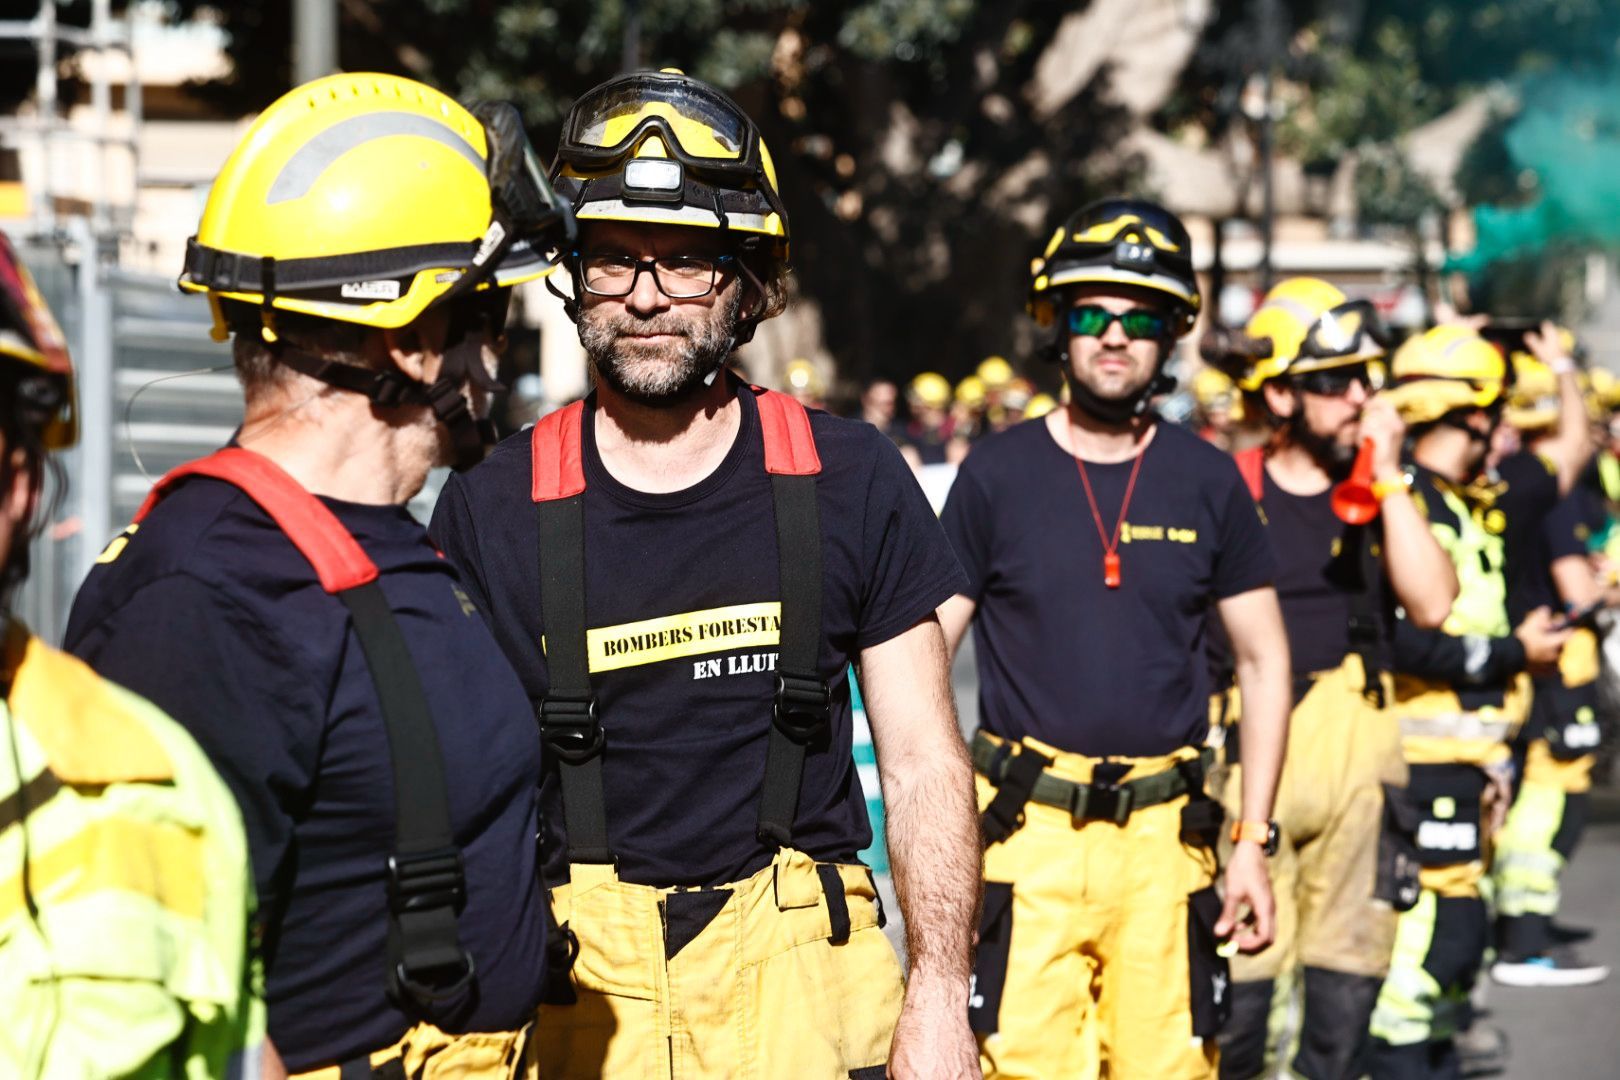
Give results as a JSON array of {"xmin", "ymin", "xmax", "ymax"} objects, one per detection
[
  {"xmin": 848, "ymin": 1067, "xmax": 887, "ymax": 1079},
  {"xmin": 1187, "ymin": 885, "xmax": 1231, "ymax": 1038},
  {"xmin": 1375, "ymin": 783, "xmax": 1422, "ymax": 912},
  {"xmin": 1544, "ymin": 675, "xmax": 1602, "ymax": 760},
  {"xmin": 1407, "ymin": 764, "xmax": 1484, "ymax": 867},
  {"xmin": 968, "ymin": 881, "xmax": 1014, "ymax": 1035}
]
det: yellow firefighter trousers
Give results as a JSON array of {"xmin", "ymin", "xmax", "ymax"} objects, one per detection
[
  {"xmin": 975, "ymin": 736, "xmax": 1220, "ymax": 1080},
  {"xmin": 535, "ymin": 847, "xmax": 902, "ymax": 1079},
  {"xmin": 1217, "ymin": 656, "xmax": 1407, "ymax": 983},
  {"xmin": 290, "ymin": 1022, "xmax": 537, "ymax": 1079}
]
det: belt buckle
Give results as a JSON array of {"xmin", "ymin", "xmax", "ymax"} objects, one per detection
[{"xmin": 1073, "ymin": 781, "xmax": 1134, "ymax": 825}]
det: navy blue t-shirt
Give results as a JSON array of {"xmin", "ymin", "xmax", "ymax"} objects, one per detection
[
  {"xmin": 64, "ymin": 479, "xmax": 548, "ymax": 1071},
  {"xmin": 1498, "ymin": 449, "xmax": 1561, "ymax": 624},
  {"xmin": 429, "ymin": 386, "xmax": 965, "ymax": 889},
  {"xmin": 941, "ymin": 418, "xmax": 1275, "ymax": 757},
  {"xmin": 1255, "ymin": 468, "xmax": 1391, "ymax": 678}
]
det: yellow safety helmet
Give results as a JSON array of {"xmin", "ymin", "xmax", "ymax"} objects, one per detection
[
  {"xmin": 1002, "ymin": 376, "xmax": 1034, "ymax": 411},
  {"xmin": 1232, "ymin": 277, "xmax": 1389, "ymax": 392},
  {"xmin": 1028, "ymin": 198, "xmax": 1200, "ymax": 335},
  {"xmin": 955, "ymin": 374, "xmax": 987, "ymax": 409},
  {"xmin": 1191, "ymin": 366, "xmax": 1236, "ymax": 407},
  {"xmin": 908, "ymin": 371, "xmax": 951, "ymax": 410},
  {"xmin": 0, "ymin": 232, "xmax": 74, "ymax": 448},
  {"xmin": 784, "ymin": 357, "xmax": 825, "ymax": 397},
  {"xmin": 552, "ymin": 69, "xmax": 788, "ymax": 262},
  {"xmin": 180, "ymin": 73, "xmax": 574, "ymax": 336},
  {"xmin": 1382, "ymin": 324, "xmax": 1509, "ymax": 426},
  {"xmin": 977, "ymin": 356, "xmax": 1015, "ymax": 389},
  {"xmin": 1024, "ymin": 392, "xmax": 1058, "ymax": 419},
  {"xmin": 1505, "ymin": 354, "xmax": 1559, "ymax": 431},
  {"xmin": 1587, "ymin": 367, "xmax": 1620, "ymax": 416}
]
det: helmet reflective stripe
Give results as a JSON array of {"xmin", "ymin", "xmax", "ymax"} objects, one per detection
[
  {"xmin": 267, "ymin": 113, "xmax": 485, "ymax": 205},
  {"xmin": 1044, "ymin": 264, "xmax": 1199, "ymax": 307}
]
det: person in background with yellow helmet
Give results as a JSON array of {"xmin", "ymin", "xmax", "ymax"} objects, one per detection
[
  {"xmin": 430, "ymin": 69, "xmax": 981, "ymax": 1079},
  {"xmin": 1487, "ymin": 327, "xmax": 1609, "ymax": 987},
  {"xmin": 1203, "ymin": 278, "xmax": 1457, "ymax": 1080},
  {"xmin": 784, "ymin": 357, "xmax": 827, "ymax": 410},
  {"xmin": 1191, "ymin": 365, "xmax": 1243, "ymax": 450},
  {"xmin": 939, "ymin": 197, "xmax": 1289, "ymax": 1079},
  {"xmin": 1024, "ymin": 390, "xmax": 1058, "ymax": 420},
  {"xmin": 64, "ymin": 73, "xmax": 576, "ymax": 1076},
  {"xmin": 0, "ymin": 232, "xmax": 265, "ymax": 1079},
  {"xmin": 901, "ymin": 369, "xmax": 969, "ymax": 468},
  {"xmin": 976, "ymin": 356, "xmax": 1015, "ymax": 432},
  {"xmin": 1368, "ymin": 325, "xmax": 1571, "ymax": 1079}
]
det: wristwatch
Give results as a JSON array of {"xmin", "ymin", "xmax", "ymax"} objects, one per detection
[{"xmin": 1230, "ymin": 819, "xmax": 1280, "ymax": 856}]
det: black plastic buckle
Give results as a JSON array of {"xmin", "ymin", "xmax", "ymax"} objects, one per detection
[
  {"xmin": 368, "ymin": 370, "xmax": 424, "ymax": 408},
  {"xmin": 539, "ymin": 694, "xmax": 604, "ymax": 764},
  {"xmin": 1072, "ymin": 781, "xmax": 1134, "ymax": 825},
  {"xmin": 387, "ymin": 847, "xmax": 467, "ymax": 915},
  {"xmin": 773, "ymin": 670, "xmax": 832, "ymax": 743}
]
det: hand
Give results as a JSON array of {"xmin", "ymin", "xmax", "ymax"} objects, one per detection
[
  {"xmin": 1514, "ymin": 605, "xmax": 1572, "ymax": 671},
  {"xmin": 1525, "ymin": 320, "xmax": 1575, "ymax": 371},
  {"xmin": 889, "ymin": 973, "xmax": 982, "ymax": 1080},
  {"xmin": 1215, "ymin": 842, "xmax": 1275, "ymax": 955},
  {"xmin": 1358, "ymin": 397, "xmax": 1407, "ymax": 480},
  {"xmin": 1482, "ymin": 761, "xmax": 1515, "ymax": 835}
]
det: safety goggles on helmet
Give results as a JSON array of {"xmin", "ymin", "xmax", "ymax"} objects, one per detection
[
  {"xmin": 1296, "ymin": 300, "xmax": 1390, "ymax": 364},
  {"xmin": 181, "ymin": 100, "xmax": 574, "ymax": 312},
  {"xmin": 556, "ymin": 71, "xmax": 788, "ymax": 221},
  {"xmin": 1066, "ymin": 304, "xmax": 1170, "ymax": 341}
]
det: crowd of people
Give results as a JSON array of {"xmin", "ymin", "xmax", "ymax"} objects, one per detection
[{"xmin": 2, "ymin": 61, "xmax": 1616, "ymax": 1080}]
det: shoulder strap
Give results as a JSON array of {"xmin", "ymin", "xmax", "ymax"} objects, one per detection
[
  {"xmin": 139, "ymin": 448, "xmax": 474, "ymax": 1010},
  {"xmin": 530, "ymin": 402, "xmax": 610, "ymax": 866},
  {"xmin": 1234, "ymin": 446, "xmax": 1265, "ymax": 503},
  {"xmin": 752, "ymin": 389, "xmax": 830, "ymax": 849}
]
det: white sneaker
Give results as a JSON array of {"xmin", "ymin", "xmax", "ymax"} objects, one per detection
[{"xmin": 1490, "ymin": 951, "xmax": 1610, "ymax": 987}]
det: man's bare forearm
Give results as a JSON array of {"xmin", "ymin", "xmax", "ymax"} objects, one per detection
[{"xmin": 862, "ymin": 618, "xmax": 982, "ymax": 986}]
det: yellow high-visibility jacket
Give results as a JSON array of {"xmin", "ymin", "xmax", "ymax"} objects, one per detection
[{"xmin": 0, "ymin": 621, "xmax": 264, "ymax": 1078}]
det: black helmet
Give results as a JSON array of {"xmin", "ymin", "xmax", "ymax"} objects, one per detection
[{"xmin": 1028, "ymin": 198, "xmax": 1200, "ymax": 335}]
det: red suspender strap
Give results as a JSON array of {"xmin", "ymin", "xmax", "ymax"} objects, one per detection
[
  {"xmin": 752, "ymin": 386, "xmax": 822, "ymax": 476},
  {"xmin": 1234, "ymin": 446, "xmax": 1265, "ymax": 504},
  {"xmin": 530, "ymin": 400, "xmax": 588, "ymax": 503},
  {"xmin": 135, "ymin": 448, "xmax": 377, "ymax": 593}
]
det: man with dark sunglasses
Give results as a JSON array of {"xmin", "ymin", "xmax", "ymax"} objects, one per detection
[
  {"xmin": 1204, "ymin": 277, "xmax": 1458, "ymax": 1080},
  {"xmin": 430, "ymin": 70, "xmax": 981, "ymax": 1079},
  {"xmin": 938, "ymin": 197, "xmax": 1288, "ymax": 1079}
]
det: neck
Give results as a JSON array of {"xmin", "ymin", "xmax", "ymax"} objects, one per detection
[
  {"xmin": 1264, "ymin": 437, "xmax": 1333, "ymax": 496},
  {"xmin": 1049, "ymin": 401, "xmax": 1152, "ymax": 463},
  {"xmin": 593, "ymin": 374, "xmax": 741, "ymax": 493},
  {"xmin": 238, "ymin": 386, "xmax": 435, "ymax": 504}
]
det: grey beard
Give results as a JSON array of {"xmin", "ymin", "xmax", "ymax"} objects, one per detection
[{"xmin": 581, "ymin": 291, "xmax": 740, "ymax": 408}]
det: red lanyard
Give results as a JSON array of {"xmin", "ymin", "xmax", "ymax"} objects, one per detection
[{"xmin": 1073, "ymin": 438, "xmax": 1147, "ymax": 589}]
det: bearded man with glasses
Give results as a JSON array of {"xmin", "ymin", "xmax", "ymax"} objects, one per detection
[
  {"xmin": 1202, "ymin": 278, "xmax": 1459, "ymax": 1080},
  {"xmin": 429, "ymin": 69, "xmax": 981, "ymax": 1080},
  {"xmin": 937, "ymin": 198, "xmax": 1289, "ymax": 1079}
]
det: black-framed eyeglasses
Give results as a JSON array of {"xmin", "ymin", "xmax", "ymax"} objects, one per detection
[
  {"xmin": 1066, "ymin": 304, "xmax": 1169, "ymax": 341},
  {"xmin": 577, "ymin": 252, "xmax": 738, "ymax": 299}
]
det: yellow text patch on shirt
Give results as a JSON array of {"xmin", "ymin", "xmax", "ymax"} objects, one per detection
[{"xmin": 584, "ymin": 602, "xmax": 782, "ymax": 673}]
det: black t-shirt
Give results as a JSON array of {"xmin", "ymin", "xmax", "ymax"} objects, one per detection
[
  {"xmin": 64, "ymin": 480, "xmax": 548, "ymax": 1071},
  {"xmin": 1255, "ymin": 468, "xmax": 1391, "ymax": 678},
  {"xmin": 429, "ymin": 387, "xmax": 965, "ymax": 889},
  {"xmin": 1548, "ymin": 486, "xmax": 1601, "ymax": 567},
  {"xmin": 1497, "ymin": 450, "xmax": 1561, "ymax": 623},
  {"xmin": 940, "ymin": 418, "xmax": 1276, "ymax": 757}
]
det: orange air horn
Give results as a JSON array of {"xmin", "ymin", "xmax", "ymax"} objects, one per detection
[{"xmin": 1331, "ymin": 438, "xmax": 1380, "ymax": 525}]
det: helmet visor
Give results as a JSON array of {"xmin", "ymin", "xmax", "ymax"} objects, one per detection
[
  {"xmin": 474, "ymin": 102, "xmax": 576, "ymax": 287},
  {"xmin": 1298, "ymin": 300, "xmax": 1390, "ymax": 363},
  {"xmin": 560, "ymin": 72, "xmax": 758, "ymax": 174}
]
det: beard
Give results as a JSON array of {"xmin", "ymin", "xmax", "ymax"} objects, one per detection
[
  {"xmin": 1291, "ymin": 416, "xmax": 1360, "ymax": 474},
  {"xmin": 581, "ymin": 290, "xmax": 741, "ymax": 407}
]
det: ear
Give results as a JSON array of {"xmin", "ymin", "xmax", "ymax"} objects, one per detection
[
  {"xmin": 1262, "ymin": 380, "xmax": 1297, "ymax": 419},
  {"xmin": 381, "ymin": 322, "xmax": 440, "ymax": 384}
]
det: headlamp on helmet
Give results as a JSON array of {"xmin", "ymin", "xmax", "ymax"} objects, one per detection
[{"xmin": 1028, "ymin": 199, "xmax": 1200, "ymax": 336}]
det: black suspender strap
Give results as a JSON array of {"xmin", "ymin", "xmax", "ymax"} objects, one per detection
[
  {"xmin": 134, "ymin": 448, "xmax": 473, "ymax": 1012},
  {"xmin": 338, "ymin": 585, "xmax": 474, "ymax": 1005},
  {"xmin": 535, "ymin": 492, "xmax": 612, "ymax": 866},
  {"xmin": 1342, "ymin": 523, "xmax": 1388, "ymax": 707},
  {"xmin": 756, "ymin": 471, "xmax": 831, "ymax": 848}
]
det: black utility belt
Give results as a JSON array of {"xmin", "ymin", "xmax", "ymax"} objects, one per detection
[{"xmin": 972, "ymin": 731, "xmax": 1214, "ymax": 826}]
